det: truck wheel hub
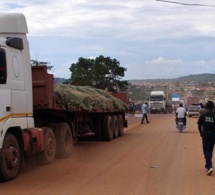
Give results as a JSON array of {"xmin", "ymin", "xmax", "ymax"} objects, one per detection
[{"xmin": 6, "ymin": 145, "xmax": 19, "ymax": 167}]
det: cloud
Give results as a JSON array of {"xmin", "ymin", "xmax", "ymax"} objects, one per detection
[
  {"xmin": 1, "ymin": 0, "xmax": 215, "ymax": 80},
  {"xmin": 124, "ymin": 57, "xmax": 215, "ymax": 80},
  {"xmin": 49, "ymin": 61, "xmax": 72, "ymax": 79}
]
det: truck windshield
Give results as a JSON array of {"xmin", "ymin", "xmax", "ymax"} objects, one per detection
[{"xmin": 0, "ymin": 48, "xmax": 6, "ymax": 84}]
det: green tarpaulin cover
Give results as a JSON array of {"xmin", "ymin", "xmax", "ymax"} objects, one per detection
[{"xmin": 54, "ymin": 84, "xmax": 127, "ymax": 112}]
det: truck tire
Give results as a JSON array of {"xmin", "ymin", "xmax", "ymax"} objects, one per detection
[
  {"xmin": 54, "ymin": 123, "xmax": 73, "ymax": 158},
  {"xmin": 37, "ymin": 127, "xmax": 56, "ymax": 165},
  {"xmin": 112, "ymin": 115, "xmax": 119, "ymax": 138},
  {"xmin": 0, "ymin": 134, "xmax": 20, "ymax": 181},
  {"xmin": 118, "ymin": 115, "xmax": 124, "ymax": 136},
  {"xmin": 102, "ymin": 115, "xmax": 113, "ymax": 141}
]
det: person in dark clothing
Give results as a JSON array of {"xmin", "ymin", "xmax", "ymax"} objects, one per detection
[{"xmin": 197, "ymin": 101, "xmax": 215, "ymax": 175}]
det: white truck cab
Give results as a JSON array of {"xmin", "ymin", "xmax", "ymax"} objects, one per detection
[
  {"xmin": 0, "ymin": 13, "xmax": 35, "ymax": 144},
  {"xmin": 0, "ymin": 13, "xmax": 40, "ymax": 181}
]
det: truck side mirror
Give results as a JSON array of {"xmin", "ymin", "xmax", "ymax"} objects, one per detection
[{"xmin": 6, "ymin": 37, "xmax": 23, "ymax": 50}]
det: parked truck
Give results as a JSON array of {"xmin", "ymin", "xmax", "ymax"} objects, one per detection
[
  {"xmin": 187, "ymin": 96, "xmax": 199, "ymax": 106},
  {"xmin": 148, "ymin": 85, "xmax": 172, "ymax": 113},
  {"xmin": 0, "ymin": 13, "xmax": 127, "ymax": 181},
  {"xmin": 110, "ymin": 92, "xmax": 136, "ymax": 114},
  {"xmin": 171, "ymin": 93, "xmax": 181, "ymax": 112},
  {"xmin": 111, "ymin": 92, "xmax": 128, "ymax": 105}
]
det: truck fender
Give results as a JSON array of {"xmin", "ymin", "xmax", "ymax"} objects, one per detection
[{"xmin": 23, "ymin": 128, "xmax": 45, "ymax": 156}]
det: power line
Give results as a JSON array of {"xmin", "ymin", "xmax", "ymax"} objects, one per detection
[{"xmin": 155, "ymin": 0, "xmax": 215, "ymax": 7}]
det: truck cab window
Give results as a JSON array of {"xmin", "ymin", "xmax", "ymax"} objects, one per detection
[{"xmin": 0, "ymin": 48, "xmax": 7, "ymax": 84}]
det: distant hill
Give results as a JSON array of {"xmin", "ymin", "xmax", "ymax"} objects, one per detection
[
  {"xmin": 173, "ymin": 74, "xmax": 215, "ymax": 83},
  {"xmin": 128, "ymin": 73, "xmax": 215, "ymax": 83},
  {"xmin": 54, "ymin": 77, "xmax": 66, "ymax": 84},
  {"xmin": 54, "ymin": 73, "xmax": 215, "ymax": 85}
]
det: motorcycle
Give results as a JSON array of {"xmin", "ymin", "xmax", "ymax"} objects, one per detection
[{"xmin": 176, "ymin": 118, "xmax": 185, "ymax": 133}]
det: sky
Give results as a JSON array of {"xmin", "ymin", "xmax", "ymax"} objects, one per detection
[{"xmin": 1, "ymin": 0, "xmax": 215, "ymax": 80}]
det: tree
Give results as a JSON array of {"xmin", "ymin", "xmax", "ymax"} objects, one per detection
[
  {"xmin": 66, "ymin": 55, "xmax": 128, "ymax": 92},
  {"xmin": 31, "ymin": 59, "xmax": 53, "ymax": 70},
  {"xmin": 66, "ymin": 57, "xmax": 94, "ymax": 86}
]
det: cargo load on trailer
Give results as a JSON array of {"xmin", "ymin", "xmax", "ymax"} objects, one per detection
[
  {"xmin": 54, "ymin": 85, "xmax": 127, "ymax": 111},
  {"xmin": 110, "ymin": 92, "xmax": 128, "ymax": 105}
]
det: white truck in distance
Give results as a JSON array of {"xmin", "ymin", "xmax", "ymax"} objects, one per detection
[
  {"xmin": 171, "ymin": 93, "xmax": 181, "ymax": 112},
  {"xmin": 148, "ymin": 86, "xmax": 172, "ymax": 114},
  {"xmin": 0, "ymin": 13, "xmax": 127, "ymax": 181},
  {"xmin": 172, "ymin": 97, "xmax": 180, "ymax": 112}
]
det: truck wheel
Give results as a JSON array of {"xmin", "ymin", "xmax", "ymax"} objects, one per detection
[
  {"xmin": 102, "ymin": 115, "xmax": 113, "ymax": 141},
  {"xmin": 54, "ymin": 123, "xmax": 72, "ymax": 158},
  {"xmin": 0, "ymin": 134, "xmax": 20, "ymax": 181},
  {"xmin": 37, "ymin": 127, "xmax": 56, "ymax": 165},
  {"xmin": 112, "ymin": 115, "xmax": 119, "ymax": 138},
  {"xmin": 118, "ymin": 115, "xmax": 124, "ymax": 136}
]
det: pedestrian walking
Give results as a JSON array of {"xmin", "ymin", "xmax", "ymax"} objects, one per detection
[
  {"xmin": 141, "ymin": 101, "xmax": 150, "ymax": 124},
  {"xmin": 197, "ymin": 100, "xmax": 215, "ymax": 175}
]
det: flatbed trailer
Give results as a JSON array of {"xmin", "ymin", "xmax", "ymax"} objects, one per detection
[{"xmin": 32, "ymin": 65, "xmax": 127, "ymax": 141}]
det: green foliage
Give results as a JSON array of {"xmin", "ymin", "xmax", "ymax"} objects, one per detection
[
  {"xmin": 69, "ymin": 57, "xmax": 94, "ymax": 85},
  {"xmin": 65, "ymin": 55, "xmax": 128, "ymax": 92},
  {"xmin": 31, "ymin": 59, "xmax": 53, "ymax": 70}
]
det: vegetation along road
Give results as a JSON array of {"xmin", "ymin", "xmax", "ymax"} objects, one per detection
[{"xmin": 0, "ymin": 114, "xmax": 214, "ymax": 195}]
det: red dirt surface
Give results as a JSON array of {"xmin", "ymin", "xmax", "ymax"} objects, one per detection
[{"xmin": 0, "ymin": 114, "xmax": 214, "ymax": 195}]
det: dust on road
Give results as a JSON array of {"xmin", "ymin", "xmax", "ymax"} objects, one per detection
[{"xmin": 0, "ymin": 114, "xmax": 214, "ymax": 195}]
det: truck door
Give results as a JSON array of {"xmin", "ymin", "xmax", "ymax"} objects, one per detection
[
  {"xmin": 7, "ymin": 49, "xmax": 26, "ymax": 117},
  {"xmin": 0, "ymin": 90, "xmax": 11, "ymax": 127},
  {"xmin": 0, "ymin": 49, "xmax": 11, "ymax": 136}
]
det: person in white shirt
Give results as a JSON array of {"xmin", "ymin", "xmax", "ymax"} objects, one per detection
[{"xmin": 175, "ymin": 103, "xmax": 187, "ymax": 127}]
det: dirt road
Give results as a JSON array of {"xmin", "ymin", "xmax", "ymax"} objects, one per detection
[{"xmin": 1, "ymin": 114, "xmax": 214, "ymax": 195}]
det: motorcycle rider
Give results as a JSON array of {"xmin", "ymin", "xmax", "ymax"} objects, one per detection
[{"xmin": 175, "ymin": 102, "xmax": 187, "ymax": 128}]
